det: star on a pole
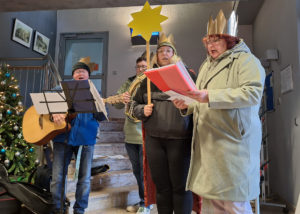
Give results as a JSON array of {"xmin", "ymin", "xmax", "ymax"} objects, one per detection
[{"xmin": 128, "ymin": 1, "xmax": 168, "ymax": 41}]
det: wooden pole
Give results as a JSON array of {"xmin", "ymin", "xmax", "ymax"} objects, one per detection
[{"xmin": 146, "ymin": 40, "xmax": 151, "ymax": 104}]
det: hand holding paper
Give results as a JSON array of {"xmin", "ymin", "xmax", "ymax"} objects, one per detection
[
  {"xmin": 172, "ymin": 99, "xmax": 189, "ymax": 110},
  {"xmin": 186, "ymin": 90, "xmax": 209, "ymax": 103},
  {"xmin": 165, "ymin": 90, "xmax": 195, "ymax": 105}
]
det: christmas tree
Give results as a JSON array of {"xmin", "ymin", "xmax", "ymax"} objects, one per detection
[{"xmin": 0, "ymin": 64, "xmax": 37, "ymax": 181}]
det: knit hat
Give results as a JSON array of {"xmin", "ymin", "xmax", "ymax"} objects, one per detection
[
  {"xmin": 72, "ymin": 56, "xmax": 95, "ymax": 76},
  {"xmin": 157, "ymin": 33, "xmax": 177, "ymax": 55}
]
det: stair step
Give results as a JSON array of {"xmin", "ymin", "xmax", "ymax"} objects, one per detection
[
  {"xmin": 94, "ymin": 143, "xmax": 127, "ymax": 156},
  {"xmin": 99, "ymin": 120, "xmax": 124, "ymax": 132},
  {"xmin": 90, "ymin": 170, "xmax": 137, "ymax": 191},
  {"xmin": 67, "ymin": 185, "xmax": 139, "ymax": 212},
  {"xmin": 97, "ymin": 131, "xmax": 125, "ymax": 143},
  {"xmin": 66, "ymin": 170, "xmax": 136, "ymax": 193},
  {"xmin": 92, "ymin": 155, "xmax": 132, "ymax": 171},
  {"xmin": 67, "ymin": 155, "xmax": 132, "ymax": 176}
]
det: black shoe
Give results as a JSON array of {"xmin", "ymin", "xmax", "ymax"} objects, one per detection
[{"xmin": 91, "ymin": 164, "xmax": 110, "ymax": 176}]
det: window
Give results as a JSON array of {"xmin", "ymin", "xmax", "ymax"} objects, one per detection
[{"xmin": 58, "ymin": 32, "xmax": 108, "ymax": 95}]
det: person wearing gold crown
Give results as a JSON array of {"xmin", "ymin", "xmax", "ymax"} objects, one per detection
[
  {"xmin": 173, "ymin": 10, "xmax": 265, "ymax": 213},
  {"xmin": 51, "ymin": 57, "xmax": 107, "ymax": 214},
  {"xmin": 133, "ymin": 33, "xmax": 196, "ymax": 214}
]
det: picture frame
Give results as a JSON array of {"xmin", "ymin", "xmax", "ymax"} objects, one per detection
[
  {"xmin": 12, "ymin": 19, "xmax": 33, "ymax": 48},
  {"xmin": 33, "ymin": 31, "xmax": 50, "ymax": 56}
]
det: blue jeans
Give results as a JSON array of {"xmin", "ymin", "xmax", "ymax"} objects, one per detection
[
  {"xmin": 125, "ymin": 143, "xmax": 144, "ymax": 206},
  {"xmin": 50, "ymin": 142, "xmax": 94, "ymax": 214}
]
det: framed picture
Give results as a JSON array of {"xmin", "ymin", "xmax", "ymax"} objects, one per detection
[
  {"xmin": 33, "ymin": 31, "xmax": 50, "ymax": 55},
  {"xmin": 12, "ymin": 19, "xmax": 33, "ymax": 48}
]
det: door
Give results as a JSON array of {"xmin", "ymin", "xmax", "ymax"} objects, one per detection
[{"xmin": 58, "ymin": 32, "xmax": 108, "ymax": 96}]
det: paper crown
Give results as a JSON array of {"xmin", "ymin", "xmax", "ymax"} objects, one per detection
[
  {"xmin": 79, "ymin": 56, "xmax": 95, "ymax": 72},
  {"xmin": 207, "ymin": 10, "xmax": 238, "ymax": 37},
  {"xmin": 157, "ymin": 33, "xmax": 177, "ymax": 55}
]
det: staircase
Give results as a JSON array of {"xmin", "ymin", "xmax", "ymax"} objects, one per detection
[{"xmin": 66, "ymin": 118, "xmax": 139, "ymax": 213}]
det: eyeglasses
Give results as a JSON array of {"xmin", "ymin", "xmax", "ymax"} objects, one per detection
[
  {"xmin": 206, "ymin": 38, "xmax": 221, "ymax": 45},
  {"xmin": 135, "ymin": 65, "xmax": 147, "ymax": 70}
]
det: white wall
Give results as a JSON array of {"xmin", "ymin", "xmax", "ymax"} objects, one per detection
[
  {"xmin": 253, "ymin": 0, "xmax": 300, "ymax": 206},
  {"xmin": 56, "ymin": 2, "xmax": 252, "ymax": 118}
]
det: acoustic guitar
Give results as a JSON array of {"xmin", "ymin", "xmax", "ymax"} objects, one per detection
[
  {"xmin": 22, "ymin": 106, "xmax": 68, "ymax": 145},
  {"xmin": 22, "ymin": 94, "xmax": 124, "ymax": 145}
]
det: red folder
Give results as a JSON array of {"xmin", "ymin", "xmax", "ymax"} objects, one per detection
[{"xmin": 144, "ymin": 61, "xmax": 196, "ymax": 94}]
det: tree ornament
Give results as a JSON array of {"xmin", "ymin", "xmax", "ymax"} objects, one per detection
[
  {"xmin": 0, "ymin": 113, "xmax": 2, "ymax": 120},
  {"xmin": 18, "ymin": 101, "xmax": 22, "ymax": 106},
  {"xmin": 4, "ymin": 159, "xmax": 10, "ymax": 167},
  {"xmin": 34, "ymin": 159, "xmax": 40, "ymax": 166},
  {"xmin": 6, "ymin": 109, "xmax": 12, "ymax": 115},
  {"xmin": 5, "ymin": 73, "xmax": 10, "ymax": 78},
  {"xmin": 1, "ymin": 95, "xmax": 6, "ymax": 101},
  {"xmin": 18, "ymin": 133, "xmax": 22, "ymax": 138},
  {"xmin": 15, "ymin": 151, "xmax": 20, "ymax": 157},
  {"xmin": 12, "ymin": 93, "xmax": 17, "ymax": 98},
  {"xmin": 13, "ymin": 125, "xmax": 19, "ymax": 131},
  {"xmin": 1, "ymin": 148, "xmax": 5, "ymax": 153},
  {"xmin": 1, "ymin": 80, "xmax": 5, "ymax": 85},
  {"xmin": 29, "ymin": 147, "xmax": 34, "ymax": 152}
]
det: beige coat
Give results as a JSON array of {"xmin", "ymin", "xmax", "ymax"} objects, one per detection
[{"xmin": 185, "ymin": 40, "xmax": 265, "ymax": 201}]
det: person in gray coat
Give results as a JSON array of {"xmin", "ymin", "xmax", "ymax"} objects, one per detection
[{"xmin": 173, "ymin": 10, "xmax": 265, "ymax": 214}]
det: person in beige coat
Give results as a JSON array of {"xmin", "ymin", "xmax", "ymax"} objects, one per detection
[{"xmin": 173, "ymin": 10, "xmax": 265, "ymax": 214}]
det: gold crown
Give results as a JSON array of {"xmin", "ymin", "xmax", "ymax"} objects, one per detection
[
  {"xmin": 157, "ymin": 33, "xmax": 177, "ymax": 55},
  {"xmin": 79, "ymin": 56, "xmax": 96, "ymax": 71},
  {"xmin": 207, "ymin": 10, "xmax": 238, "ymax": 37}
]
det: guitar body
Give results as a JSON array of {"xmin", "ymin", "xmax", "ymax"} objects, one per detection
[{"xmin": 22, "ymin": 106, "xmax": 68, "ymax": 145}]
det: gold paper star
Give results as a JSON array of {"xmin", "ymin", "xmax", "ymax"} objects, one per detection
[{"xmin": 128, "ymin": 1, "xmax": 168, "ymax": 41}]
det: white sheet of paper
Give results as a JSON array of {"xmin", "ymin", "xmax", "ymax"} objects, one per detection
[
  {"xmin": 165, "ymin": 90, "xmax": 196, "ymax": 105},
  {"xmin": 30, "ymin": 92, "xmax": 68, "ymax": 114},
  {"xmin": 88, "ymin": 80, "xmax": 108, "ymax": 120},
  {"xmin": 280, "ymin": 65, "xmax": 293, "ymax": 94}
]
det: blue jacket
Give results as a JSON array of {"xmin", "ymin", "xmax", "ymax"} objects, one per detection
[
  {"xmin": 53, "ymin": 111, "xmax": 106, "ymax": 146},
  {"xmin": 52, "ymin": 85, "xmax": 107, "ymax": 146}
]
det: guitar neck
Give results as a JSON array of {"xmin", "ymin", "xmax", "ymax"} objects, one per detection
[{"xmin": 103, "ymin": 94, "xmax": 124, "ymax": 104}]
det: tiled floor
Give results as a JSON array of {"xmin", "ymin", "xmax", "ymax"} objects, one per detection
[{"xmin": 88, "ymin": 203, "xmax": 294, "ymax": 214}]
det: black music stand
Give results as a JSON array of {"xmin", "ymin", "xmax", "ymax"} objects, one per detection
[
  {"xmin": 59, "ymin": 80, "xmax": 98, "ymax": 214},
  {"xmin": 61, "ymin": 80, "xmax": 98, "ymax": 114}
]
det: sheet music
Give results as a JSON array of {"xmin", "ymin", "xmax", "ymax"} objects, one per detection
[
  {"xmin": 88, "ymin": 80, "xmax": 108, "ymax": 120},
  {"xmin": 165, "ymin": 90, "xmax": 196, "ymax": 105},
  {"xmin": 30, "ymin": 92, "xmax": 68, "ymax": 114},
  {"xmin": 176, "ymin": 61, "xmax": 197, "ymax": 90}
]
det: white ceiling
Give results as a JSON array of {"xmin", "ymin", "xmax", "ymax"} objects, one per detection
[{"xmin": 0, "ymin": 0, "xmax": 264, "ymax": 24}]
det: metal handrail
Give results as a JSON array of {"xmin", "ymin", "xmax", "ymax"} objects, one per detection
[
  {"xmin": 0, "ymin": 55, "xmax": 62, "ymax": 107},
  {"xmin": 0, "ymin": 54, "xmax": 62, "ymax": 86}
]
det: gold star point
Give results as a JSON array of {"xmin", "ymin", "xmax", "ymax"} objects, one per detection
[{"xmin": 128, "ymin": 1, "xmax": 168, "ymax": 41}]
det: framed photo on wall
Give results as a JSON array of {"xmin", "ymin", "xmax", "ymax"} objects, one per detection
[
  {"xmin": 33, "ymin": 31, "xmax": 50, "ymax": 55},
  {"xmin": 12, "ymin": 19, "xmax": 33, "ymax": 48}
]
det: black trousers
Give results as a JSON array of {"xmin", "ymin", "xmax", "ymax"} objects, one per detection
[{"xmin": 145, "ymin": 135, "xmax": 193, "ymax": 214}]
